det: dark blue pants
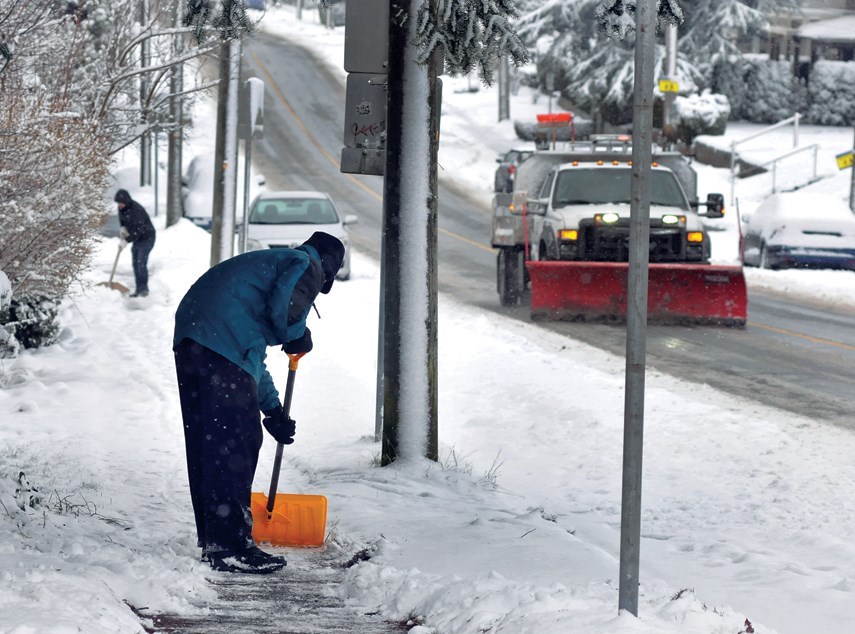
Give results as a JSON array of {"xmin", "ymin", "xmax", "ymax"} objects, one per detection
[
  {"xmin": 131, "ymin": 235, "xmax": 155, "ymax": 294},
  {"xmin": 173, "ymin": 339, "xmax": 263, "ymax": 554}
]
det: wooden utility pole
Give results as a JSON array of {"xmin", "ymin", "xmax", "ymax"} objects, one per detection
[{"xmin": 380, "ymin": 0, "xmax": 439, "ymax": 464}]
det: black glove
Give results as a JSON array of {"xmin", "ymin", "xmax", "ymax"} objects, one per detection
[
  {"xmin": 262, "ymin": 406, "xmax": 296, "ymax": 445},
  {"xmin": 283, "ymin": 328, "xmax": 312, "ymax": 354}
]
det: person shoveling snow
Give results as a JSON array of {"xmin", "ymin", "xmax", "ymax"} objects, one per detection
[{"xmin": 172, "ymin": 232, "xmax": 344, "ymax": 573}]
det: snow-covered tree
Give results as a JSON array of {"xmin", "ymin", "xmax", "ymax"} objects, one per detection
[
  {"xmin": 0, "ymin": 0, "xmax": 220, "ymax": 347},
  {"xmin": 413, "ymin": 0, "xmax": 530, "ymax": 84},
  {"xmin": 516, "ymin": 0, "xmax": 802, "ymax": 125},
  {"xmin": 678, "ymin": 0, "xmax": 799, "ymax": 77},
  {"xmin": 182, "ymin": 0, "xmax": 256, "ymax": 42}
]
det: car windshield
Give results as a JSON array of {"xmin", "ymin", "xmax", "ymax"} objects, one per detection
[
  {"xmin": 553, "ymin": 168, "xmax": 687, "ymax": 208},
  {"xmin": 250, "ymin": 198, "xmax": 340, "ymax": 224}
]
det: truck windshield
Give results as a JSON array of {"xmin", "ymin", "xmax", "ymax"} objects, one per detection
[{"xmin": 553, "ymin": 168, "xmax": 687, "ymax": 208}]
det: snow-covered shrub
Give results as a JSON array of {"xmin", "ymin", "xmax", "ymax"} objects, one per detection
[
  {"xmin": 0, "ymin": 295, "xmax": 61, "ymax": 350},
  {"xmin": 712, "ymin": 55, "xmax": 805, "ymax": 123},
  {"xmin": 0, "ymin": 87, "xmax": 109, "ymax": 302},
  {"xmin": 0, "ymin": 1, "xmax": 111, "ymax": 344},
  {"xmin": 674, "ymin": 92, "xmax": 730, "ymax": 145},
  {"xmin": 741, "ymin": 58, "xmax": 799, "ymax": 123},
  {"xmin": 806, "ymin": 60, "xmax": 855, "ymax": 126},
  {"xmin": 0, "ymin": 270, "xmax": 18, "ymax": 359},
  {"xmin": 711, "ymin": 55, "xmax": 747, "ymax": 120}
]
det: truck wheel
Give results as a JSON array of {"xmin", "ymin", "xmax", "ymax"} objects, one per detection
[{"xmin": 497, "ymin": 248, "xmax": 523, "ymax": 306}]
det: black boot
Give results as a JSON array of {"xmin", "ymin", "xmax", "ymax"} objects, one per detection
[{"xmin": 205, "ymin": 545, "xmax": 286, "ymax": 574}]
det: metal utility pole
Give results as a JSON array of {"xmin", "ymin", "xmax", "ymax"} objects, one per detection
[
  {"xmin": 296, "ymin": 0, "xmax": 303, "ymax": 20},
  {"xmin": 380, "ymin": 0, "xmax": 439, "ymax": 464},
  {"xmin": 139, "ymin": 0, "xmax": 152, "ymax": 187},
  {"xmin": 618, "ymin": 0, "xmax": 657, "ymax": 617},
  {"xmin": 238, "ymin": 77, "xmax": 264, "ymax": 253},
  {"xmin": 211, "ymin": 31, "xmax": 242, "ymax": 266},
  {"xmin": 166, "ymin": 0, "xmax": 184, "ymax": 227},
  {"xmin": 498, "ymin": 56, "xmax": 510, "ymax": 122}
]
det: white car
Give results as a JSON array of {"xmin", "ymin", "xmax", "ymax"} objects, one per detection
[
  {"xmin": 245, "ymin": 191, "xmax": 357, "ymax": 280},
  {"xmin": 182, "ymin": 154, "xmax": 265, "ymax": 231}
]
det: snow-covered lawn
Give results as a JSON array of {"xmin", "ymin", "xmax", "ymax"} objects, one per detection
[{"xmin": 2, "ymin": 5, "xmax": 855, "ymax": 634}]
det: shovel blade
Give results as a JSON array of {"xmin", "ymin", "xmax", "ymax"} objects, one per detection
[
  {"xmin": 250, "ymin": 492, "xmax": 327, "ymax": 547},
  {"xmin": 97, "ymin": 281, "xmax": 130, "ymax": 294}
]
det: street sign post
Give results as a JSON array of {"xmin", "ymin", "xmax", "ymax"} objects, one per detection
[
  {"xmin": 341, "ymin": 0, "xmax": 389, "ymax": 175},
  {"xmin": 341, "ymin": 73, "xmax": 387, "ymax": 175},
  {"xmin": 658, "ymin": 78, "xmax": 679, "ymax": 93},
  {"xmin": 835, "ymin": 150, "xmax": 854, "ymax": 170},
  {"xmin": 343, "ymin": 0, "xmax": 389, "ymax": 74}
]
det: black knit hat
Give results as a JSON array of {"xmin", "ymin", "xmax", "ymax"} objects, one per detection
[{"xmin": 303, "ymin": 232, "xmax": 345, "ymax": 294}]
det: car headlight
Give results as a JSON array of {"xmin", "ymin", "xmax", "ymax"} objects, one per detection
[{"xmin": 246, "ymin": 239, "xmax": 264, "ymax": 251}]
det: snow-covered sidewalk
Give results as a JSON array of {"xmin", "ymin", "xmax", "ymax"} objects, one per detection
[{"xmin": 3, "ymin": 217, "xmax": 855, "ymax": 632}]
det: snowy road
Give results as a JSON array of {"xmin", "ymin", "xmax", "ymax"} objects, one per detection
[{"xmin": 243, "ymin": 31, "xmax": 855, "ymax": 429}]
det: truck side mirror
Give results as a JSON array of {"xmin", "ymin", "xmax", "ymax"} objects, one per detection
[{"xmin": 704, "ymin": 193, "xmax": 725, "ymax": 218}]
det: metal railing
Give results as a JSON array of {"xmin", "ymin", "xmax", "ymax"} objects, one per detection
[
  {"xmin": 754, "ymin": 144, "xmax": 820, "ymax": 195},
  {"xmin": 730, "ymin": 113, "xmax": 801, "ymax": 205}
]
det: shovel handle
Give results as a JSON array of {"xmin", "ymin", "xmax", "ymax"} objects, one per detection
[
  {"xmin": 108, "ymin": 243, "xmax": 123, "ymax": 284},
  {"xmin": 265, "ymin": 352, "xmax": 307, "ymax": 514}
]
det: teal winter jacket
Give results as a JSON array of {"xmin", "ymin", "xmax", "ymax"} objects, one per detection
[{"xmin": 173, "ymin": 246, "xmax": 325, "ymax": 412}]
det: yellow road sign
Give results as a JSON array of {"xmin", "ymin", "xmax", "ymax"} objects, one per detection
[
  {"xmin": 658, "ymin": 79, "xmax": 679, "ymax": 93},
  {"xmin": 835, "ymin": 151, "xmax": 854, "ymax": 170}
]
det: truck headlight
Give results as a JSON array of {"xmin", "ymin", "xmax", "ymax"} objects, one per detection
[
  {"xmin": 662, "ymin": 214, "xmax": 685, "ymax": 225},
  {"xmin": 246, "ymin": 238, "xmax": 265, "ymax": 251},
  {"xmin": 595, "ymin": 212, "xmax": 620, "ymax": 225}
]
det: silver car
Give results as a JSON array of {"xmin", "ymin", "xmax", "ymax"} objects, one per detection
[{"xmin": 245, "ymin": 191, "xmax": 357, "ymax": 280}]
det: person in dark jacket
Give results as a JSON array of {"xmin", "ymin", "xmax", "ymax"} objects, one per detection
[
  {"xmin": 114, "ymin": 189, "xmax": 156, "ymax": 297},
  {"xmin": 173, "ymin": 232, "xmax": 345, "ymax": 574}
]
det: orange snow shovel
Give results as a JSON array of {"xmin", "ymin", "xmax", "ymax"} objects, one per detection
[
  {"xmin": 251, "ymin": 352, "xmax": 328, "ymax": 547},
  {"xmin": 98, "ymin": 243, "xmax": 130, "ymax": 294}
]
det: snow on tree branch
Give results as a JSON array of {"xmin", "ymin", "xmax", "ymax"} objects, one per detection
[
  {"xmin": 413, "ymin": 0, "xmax": 530, "ymax": 85},
  {"xmin": 595, "ymin": 0, "xmax": 683, "ymax": 40}
]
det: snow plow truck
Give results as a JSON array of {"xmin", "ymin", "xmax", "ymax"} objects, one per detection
[{"xmin": 491, "ymin": 136, "xmax": 747, "ymax": 326}]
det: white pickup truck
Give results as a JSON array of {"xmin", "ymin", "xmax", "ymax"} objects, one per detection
[{"xmin": 491, "ymin": 138, "xmax": 726, "ymax": 306}]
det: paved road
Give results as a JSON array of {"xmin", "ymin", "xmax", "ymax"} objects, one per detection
[{"xmin": 243, "ymin": 31, "xmax": 855, "ymax": 429}]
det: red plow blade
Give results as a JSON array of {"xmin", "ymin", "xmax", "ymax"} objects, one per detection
[{"xmin": 526, "ymin": 261, "xmax": 747, "ymax": 326}]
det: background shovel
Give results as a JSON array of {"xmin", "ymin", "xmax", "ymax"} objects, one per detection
[
  {"xmin": 97, "ymin": 243, "xmax": 130, "ymax": 294},
  {"xmin": 250, "ymin": 352, "xmax": 328, "ymax": 547}
]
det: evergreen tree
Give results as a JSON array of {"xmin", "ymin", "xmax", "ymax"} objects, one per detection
[
  {"xmin": 414, "ymin": 0, "xmax": 530, "ymax": 85},
  {"xmin": 516, "ymin": 0, "xmax": 802, "ymax": 125}
]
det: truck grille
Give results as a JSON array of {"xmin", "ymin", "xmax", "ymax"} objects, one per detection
[{"xmin": 581, "ymin": 226, "xmax": 683, "ymax": 262}]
